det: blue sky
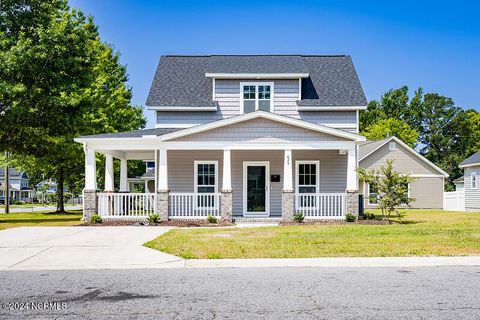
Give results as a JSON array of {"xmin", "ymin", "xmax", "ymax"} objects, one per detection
[{"xmin": 70, "ymin": 0, "xmax": 480, "ymax": 128}]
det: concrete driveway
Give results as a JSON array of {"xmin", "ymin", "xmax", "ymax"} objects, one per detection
[{"xmin": 0, "ymin": 226, "xmax": 184, "ymax": 270}]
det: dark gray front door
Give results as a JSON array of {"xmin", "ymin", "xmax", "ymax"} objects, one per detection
[{"xmin": 244, "ymin": 162, "xmax": 269, "ymax": 216}]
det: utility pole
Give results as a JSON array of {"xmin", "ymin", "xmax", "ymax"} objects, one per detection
[{"xmin": 4, "ymin": 151, "xmax": 9, "ymax": 214}]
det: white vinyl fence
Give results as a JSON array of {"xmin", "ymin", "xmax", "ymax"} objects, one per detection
[
  {"xmin": 295, "ymin": 193, "xmax": 346, "ymax": 219},
  {"xmin": 443, "ymin": 191, "xmax": 465, "ymax": 211}
]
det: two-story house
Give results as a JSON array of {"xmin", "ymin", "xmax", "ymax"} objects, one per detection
[
  {"xmin": 0, "ymin": 168, "xmax": 32, "ymax": 203},
  {"xmin": 75, "ymin": 55, "xmax": 369, "ymax": 221}
]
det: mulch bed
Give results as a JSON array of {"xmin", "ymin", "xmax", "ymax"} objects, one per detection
[
  {"xmin": 280, "ymin": 219, "xmax": 397, "ymax": 226},
  {"xmin": 80, "ymin": 220, "xmax": 235, "ymax": 228}
]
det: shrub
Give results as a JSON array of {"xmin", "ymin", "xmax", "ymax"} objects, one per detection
[
  {"xmin": 13, "ymin": 200, "xmax": 22, "ymax": 205},
  {"xmin": 147, "ymin": 213, "xmax": 160, "ymax": 224},
  {"xmin": 207, "ymin": 215, "xmax": 218, "ymax": 224},
  {"xmin": 363, "ymin": 211, "xmax": 375, "ymax": 220},
  {"xmin": 90, "ymin": 214, "xmax": 102, "ymax": 224},
  {"xmin": 345, "ymin": 213, "xmax": 357, "ymax": 222},
  {"xmin": 293, "ymin": 212, "xmax": 305, "ymax": 223}
]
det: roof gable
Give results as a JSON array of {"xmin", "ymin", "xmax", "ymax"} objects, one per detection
[
  {"xmin": 161, "ymin": 111, "xmax": 365, "ymax": 142},
  {"xmin": 359, "ymin": 136, "xmax": 448, "ymax": 177},
  {"xmin": 459, "ymin": 150, "xmax": 480, "ymax": 168}
]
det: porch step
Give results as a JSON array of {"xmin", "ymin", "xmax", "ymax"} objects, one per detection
[{"xmin": 233, "ymin": 217, "xmax": 282, "ymax": 224}]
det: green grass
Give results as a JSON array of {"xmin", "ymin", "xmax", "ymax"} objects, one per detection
[
  {"xmin": 0, "ymin": 203, "xmax": 54, "ymax": 209},
  {"xmin": 0, "ymin": 210, "xmax": 83, "ymax": 230},
  {"xmin": 144, "ymin": 210, "xmax": 480, "ymax": 259}
]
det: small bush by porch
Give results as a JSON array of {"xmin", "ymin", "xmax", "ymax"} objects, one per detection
[{"xmin": 144, "ymin": 210, "xmax": 480, "ymax": 259}]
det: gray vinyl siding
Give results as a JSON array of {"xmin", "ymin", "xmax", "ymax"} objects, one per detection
[
  {"xmin": 293, "ymin": 150, "xmax": 348, "ymax": 193},
  {"xmin": 360, "ymin": 143, "xmax": 441, "ymax": 175},
  {"xmin": 231, "ymin": 150, "xmax": 283, "ymax": 217},
  {"xmin": 362, "ymin": 178, "xmax": 444, "ymax": 209},
  {"xmin": 465, "ymin": 166, "xmax": 480, "ymax": 211},
  {"xmin": 155, "ymin": 79, "xmax": 358, "ymax": 132},
  {"xmin": 167, "ymin": 150, "xmax": 224, "ymax": 193},
  {"xmin": 163, "ymin": 149, "xmax": 348, "ymax": 217},
  {"xmin": 172, "ymin": 118, "xmax": 348, "ymax": 142}
]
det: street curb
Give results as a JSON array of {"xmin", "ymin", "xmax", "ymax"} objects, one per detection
[{"xmin": 184, "ymin": 256, "xmax": 480, "ymax": 268}]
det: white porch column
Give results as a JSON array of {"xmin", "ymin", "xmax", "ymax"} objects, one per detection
[
  {"xmin": 222, "ymin": 149, "xmax": 232, "ymax": 191},
  {"xmin": 104, "ymin": 154, "xmax": 114, "ymax": 192},
  {"xmin": 220, "ymin": 149, "xmax": 233, "ymax": 222},
  {"xmin": 158, "ymin": 148, "xmax": 168, "ymax": 191},
  {"xmin": 85, "ymin": 146, "xmax": 96, "ymax": 190},
  {"xmin": 283, "ymin": 149, "xmax": 293, "ymax": 191},
  {"xmin": 282, "ymin": 149, "xmax": 294, "ymax": 221},
  {"xmin": 346, "ymin": 148, "xmax": 357, "ymax": 190},
  {"xmin": 156, "ymin": 148, "xmax": 169, "ymax": 221},
  {"xmin": 119, "ymin": 158, "xmax": 129, "ymax": 192}
]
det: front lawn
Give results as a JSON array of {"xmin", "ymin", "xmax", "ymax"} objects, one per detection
[
  {"xmin": 0, "ymin": 211, "xmax": 83, "ymax": 230},
  {"xmin": 144, "ymin": 210, "xmax": 480, "ymax": 259}
]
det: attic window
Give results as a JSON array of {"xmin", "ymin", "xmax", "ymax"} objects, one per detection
[
  {"xmin": 389, "ymin": 142, "xmax": 396, "ymax": 151},
  {"xmin": 241, "ymin": 82, "xmax": 272, "ymax": 113}
]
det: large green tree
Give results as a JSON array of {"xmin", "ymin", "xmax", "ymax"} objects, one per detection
[
  {"xmin": 361, "ymin": 118, "xmax": 419, "ymax": 148},
  {"xmin": 0, "ymin": 0, "xmax": 145, "ymax": 212}
]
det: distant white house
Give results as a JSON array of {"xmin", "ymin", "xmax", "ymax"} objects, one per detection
[
  {"xmin": 459, "ymin": 151, "xmax": 480, "ymax": 212},
  {"xmin": 0, "ymin": 168, "xmax": 32, "ymax": 202}
]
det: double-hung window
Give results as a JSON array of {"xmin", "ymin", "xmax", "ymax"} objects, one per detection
[
  {"xmin": 296, "ymin": 161, "xmax": 319, "ymax": 208},
  {"xmin": 241, "ymin": 82, "xmax": 273, "ymax": 113},
  {"xmin": 368, "ymin": 183, "xmax": 379, "ymax": 204},
  {"xmin": 194, "ymin": 161, "xmax": 218, "ymax": 208}
]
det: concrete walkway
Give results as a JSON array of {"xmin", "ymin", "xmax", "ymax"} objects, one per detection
[
  {"xmin": 1, "ymin": 227, "xmax": 480, "ymax": 270},
  {"xmin": 0, "ymin": 226, "xmax": 183, "ymax": 270}
]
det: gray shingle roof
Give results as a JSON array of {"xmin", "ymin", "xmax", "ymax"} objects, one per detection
[
  {"xmin": 0, "ymin": 168, "xmax": 27, "ymax": 179},
  {"xmin": 141, "ymin": 170, "xmax": 155, "ymax": 179},
  {"xmin": 460, "ymin": 150, "xmax": 480, "ymax": 167},
  {"xmin": 146, "ymin": 55, "xmax": 367, "ymax": 108},
  {"xmin": 78, "ymin": 128, "xmax": 182, "ymax": 139}
]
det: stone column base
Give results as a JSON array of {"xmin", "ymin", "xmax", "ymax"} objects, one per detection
[
  {"xmin": 156, "ymin": 190, "xmax": 169, "ymax": 221},
  {"xmin": 346, "ymin": 190, "xmax": 359, "ymax": 216},
  {"xmin": 282, "ymin": 190, "xmax": 295, "ymax": 222},
  {"xmin": 220, "ymin": 190, "xmax": 233, "ymax": 222},
  {"xmin": 83, "ymin": 189, "xmax": 97, "ymax": 221}
]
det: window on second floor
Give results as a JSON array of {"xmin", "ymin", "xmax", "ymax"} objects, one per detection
[{"xmin": 241, "ymin": 82, "xmax": 272, "ymax": 113}]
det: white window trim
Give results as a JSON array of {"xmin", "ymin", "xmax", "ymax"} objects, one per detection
[
  {"xmin": 472, "ymin": 172, "xmax": 478, "ymax": 189},
  {"xmin": 193, "ymin": 160, "xmax": 219, "ymax": 210},
  {"xmin": 243, "ymin": 161, "xmax": 270, "ymax": 217},
  {"xmin": 240, "ymin": 82, "xmax": 275, "ymax": 113},
  {"xmin": 366, "ymin": 182, "xmax": 379, "ymax": 206},
  {"xmin": 295, "ymin": 161, "xmax": 320, "ymax": 194}
]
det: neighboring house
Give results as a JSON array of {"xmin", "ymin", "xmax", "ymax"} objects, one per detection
[
  {"xmin": 453, "ymin": 176, "xmax": 464, "ymax": 192},
  {"xmin": 459, "ymin": 150, "xmax": 480, "ymax": 211},
  {"xmin": 75, "ymin": 54, "xmax": 370, "ymax": 221},
  {"xmin": 359, "ymin": 136, "xmax": 449, "ymax": 209},
  {"xmin": 36, "ymin": 179, "xmax": 59, "ymax": 194},
  {"xmin": 0, "ymin": 168, "xmax": 32, "ymax": 202}
]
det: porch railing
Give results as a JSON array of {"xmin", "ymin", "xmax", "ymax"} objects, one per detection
[
  {"xmin": 295, "ymin": 193, "xmax": 346, "ymax": 218},
  {"xmin": 97, "ymin": 193, "xmax": 156, "ymax": 218},
  {"xmin": 169, "ymin": 193, "xmax": 220, "ymax": 218}
]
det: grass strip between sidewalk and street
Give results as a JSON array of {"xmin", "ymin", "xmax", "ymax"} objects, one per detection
[{"xmin": 144, "ymin": 210, "xmax": 480, "ymax": 259}]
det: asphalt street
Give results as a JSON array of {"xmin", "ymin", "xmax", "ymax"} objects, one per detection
[{"xmin": 0, "ymin": 266, "xmax": 479, "ymax": 319}]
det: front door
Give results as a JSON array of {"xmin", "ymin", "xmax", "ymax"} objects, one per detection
[{"xmin": 243, "ymin": 161, "xmax": 270, "ymax": 217}]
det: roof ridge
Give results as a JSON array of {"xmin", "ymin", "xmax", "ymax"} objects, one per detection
[{"xmin": 162, "ymin": 54, "xmax": 349, "ymax": 58}]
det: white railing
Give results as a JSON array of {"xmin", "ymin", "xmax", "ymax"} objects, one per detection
[
  {"xmin": 295, "ymin": 193, "xmax": 346, "ymax": 218},
  {"xmin": 443, "ymin": 191, "xmax": 465, "ymax": 211},
  {"xmin": 169, "ymin": 193, "xmax": 220, "ymax": 218},
  {"xmin": 97, "ymin": 193, "xmax": 156, "ymax": 218}
]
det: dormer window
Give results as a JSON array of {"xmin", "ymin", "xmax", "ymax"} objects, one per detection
[{"xmin": 241, "ymin": 82, "xmax": 273, "ymax": 113}]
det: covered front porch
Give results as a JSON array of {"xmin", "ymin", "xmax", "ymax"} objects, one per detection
[{"xmin": 77, "ymin": 112, "xmax": 363, "ymax": 221}]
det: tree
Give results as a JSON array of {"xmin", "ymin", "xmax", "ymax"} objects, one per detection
[
  {"xmin": 361, "ymin": 118, "xmax": 419, "ymax": 148},
  {"xmin": 357, "ymin": 160, "xmax": 416, "ymax": 219},
  {"xmin": 0, "ymin": 0, "xmax": 145, "ymax": 212}
]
